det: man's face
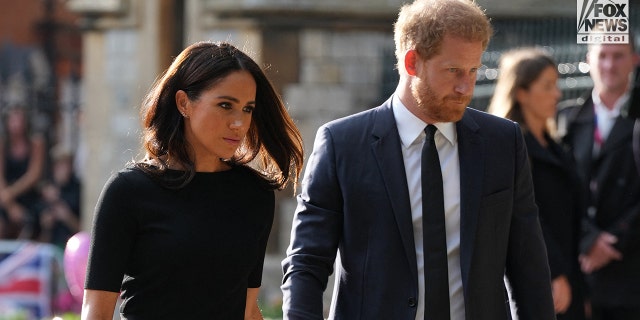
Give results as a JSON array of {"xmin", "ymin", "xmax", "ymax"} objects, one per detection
[
  {"xmin": 587, "ymin": 43, "xmax": 638, "ymax": 94},
  {"xmin": 410, "ymin": 36, "xmax": 484, "ymax": 123}
]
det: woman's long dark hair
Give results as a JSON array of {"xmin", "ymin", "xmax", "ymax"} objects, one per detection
[
  {"xmin": 136, "ymin": 41, "xmax": 303, "ymax": 190},
  {"xmin": 487, "ymin": 47, "xmax": 557, "ymax": 135}
]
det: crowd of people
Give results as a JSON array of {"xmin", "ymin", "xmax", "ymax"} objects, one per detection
[
  {"xmin": 0, "ymin": 105, "xmax": 81, "ymax": 250},
  {"xmin": 486, "ymin": 37, "xmax": 640, "ymax": 320}
]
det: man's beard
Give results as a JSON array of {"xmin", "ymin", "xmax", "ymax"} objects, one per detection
[{"xmin": 412, "ymin": 77, "xmax": 470, "ymax": 123}]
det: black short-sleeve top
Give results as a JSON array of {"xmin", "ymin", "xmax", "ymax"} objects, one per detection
[{"xmin": 85, "ymin": 165, "xmax": 275, "ymax": 319}]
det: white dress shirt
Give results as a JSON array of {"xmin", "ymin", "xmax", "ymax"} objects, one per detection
[
  {"xmin": 592, "ymin": 90, "xmax": 629, "ymax": 142},
  {"xmin": 392, "ymin": 95, "xmax": 465, "ymax": 320}
]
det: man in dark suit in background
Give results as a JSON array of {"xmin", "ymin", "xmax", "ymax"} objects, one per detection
[
  {"xmin": 630, "ymin": 65, "xmax": 640, "ymax": 176},
  {"xmin": 557, "ymin": 40, "xmax": 640, "ymax": 320},
  {"xmin": 281, "ymin": 0, "xmax": 555, "ymax": 319}
]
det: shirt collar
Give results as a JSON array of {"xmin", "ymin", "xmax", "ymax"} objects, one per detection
[
  {"xmin": 591, "ymin": 89, "xmax": 630, "ymax": 118},
  {"xmin": 392, "ymin": 95, "xmax": 457, "ymax": 147}
]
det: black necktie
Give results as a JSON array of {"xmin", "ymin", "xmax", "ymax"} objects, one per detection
[{"xmin": 422, "ymin": 125, "xmax": 450, "ymax": 320}]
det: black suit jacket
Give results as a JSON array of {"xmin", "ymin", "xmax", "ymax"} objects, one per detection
[
  {"xmin": 558, "ymin": 95, "xmax": 640, "ymax": 306},
  {"xmin": 282, "ymin": 98, "xmax": 555, "ymax": 320}
]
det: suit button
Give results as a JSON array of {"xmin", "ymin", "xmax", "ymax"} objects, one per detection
[{"xmin": 408, "ymin": 297, "xmax": 416, "ymax": 307}]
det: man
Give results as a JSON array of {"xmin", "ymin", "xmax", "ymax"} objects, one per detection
[
  {"xmin": 281, "ymin": 0, "xmax": 555, "ymax": 319},
  {"xmin": 557, "ymin": 41, "xmax": 640, "ymax": 320}
]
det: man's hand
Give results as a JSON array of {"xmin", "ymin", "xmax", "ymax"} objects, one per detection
[{"xmin": 579, "ymin": 232, "xmax": 622, "ymax": 274}]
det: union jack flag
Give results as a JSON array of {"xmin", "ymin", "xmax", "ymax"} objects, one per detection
[{"xmin": 0, "ymin": 241, "xmax": 57, "ymax": 319}]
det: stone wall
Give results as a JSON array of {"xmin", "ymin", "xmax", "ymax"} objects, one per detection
[{"xmin": 258, "ymin": 29, "xmax": 395, "ymax": 315}]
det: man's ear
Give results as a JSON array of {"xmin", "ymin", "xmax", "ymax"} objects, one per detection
[{"xmin": 404, "ymin": 50, "xmax": 419, "ymax": 76}]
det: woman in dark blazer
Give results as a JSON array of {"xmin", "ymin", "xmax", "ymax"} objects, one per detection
[{"xmin": 489, "ymin": 47, "xmax": 586, "ymax": 320}]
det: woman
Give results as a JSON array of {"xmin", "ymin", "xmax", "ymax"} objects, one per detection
[
  {"xmin": 0, "ymin": 106, "xmax": 46, "ymax": 239},
  {"xmin": 488, "ymin": 48, "xmax": 585, "ymax": 320},
  {"xmin": 82, "ymin": 41, "xmax": 304, "ymax": 319},
  {"xmin": 37, "ymin": 146, "xmax": 81, "ymax": 248}
]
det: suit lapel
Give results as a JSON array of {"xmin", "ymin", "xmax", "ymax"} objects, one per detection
[
  {"xmin": 599, "ymin": 115, "xmax": 634, "ymax": 157},
  {"xmin": 456, "ymin": 111, "xmax": 483, "ymax": 289},
  {"xmin": 370, "ymin": 100, "xmax": 418, "ymax": 280},
  {"xmin": 570, "ymin": 100, "xmax": 596, "ymax": 178}
]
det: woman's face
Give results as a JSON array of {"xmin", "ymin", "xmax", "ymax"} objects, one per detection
[
  {"xmin": 6, "ymin": 108, "xmax": 27, "ymax": 136},
  {"xmin": 517, "ymin": 65, "xmax": 561, "ymax": 122},
  {"xmin": 178, "ymin": 70, "xmax": 256, "ymax": 171}
]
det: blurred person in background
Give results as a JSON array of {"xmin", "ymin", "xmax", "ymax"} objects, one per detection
[
  {"xmin": 81, "ymin": 41, "xmax": 304, "ymax": 320},
  {"xmin": 0, "ymin": 105, "xmax": 46, "ymax": 240},
  {"xmin": 36, "ymin": 144, "xmax": 81, "ymax": 249},
  {"xmin": 489, "ymin": 47, "xmax": 585, "ymax": 320},
  {"xmin": 634, "ymin": 119, "xmax": 640, "ymax": 176},
  {"xmin": 557, "ymin": 40, "xmax": 640, "ymax": 320}
]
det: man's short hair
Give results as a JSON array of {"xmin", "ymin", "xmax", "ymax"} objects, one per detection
[{"xmin": 393, "ymin": 0, "xmax": 493, "ymax": 69}]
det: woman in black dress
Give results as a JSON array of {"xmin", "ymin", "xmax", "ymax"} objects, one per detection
[
  {"xmin": 488, "ymin": 48, "xmax": 586, "ymax": 320},
  {"xmin": 82, "ymin": 41, "xmax": 304, "ymax": 319},
  {"xmin": 0, "ymin": 106, "xmax": 46, "ymax": 240}
]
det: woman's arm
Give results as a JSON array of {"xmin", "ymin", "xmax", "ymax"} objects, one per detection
[
  {"xmin": 81, "ymin": 289, "xmax": 120, "ymax": 320},
  {"xmin": 2, "ymin": 135, "xmax": 45, "ymax": 201},
  {"xmin": 245, "ymin": 287, "xmax": 264, "ymax": 320}
]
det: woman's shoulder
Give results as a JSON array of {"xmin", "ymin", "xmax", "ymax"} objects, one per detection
[
  {"xmin": 103, "ymin": 166, "xmax": 156, "ymax": 190},
  {"xmin": 113, "ymin": 165, "xmax": 147, "ymax": 178},
  {"xmin": 230, "ymin": 165, "xmax": 275, "ymax": 193}
]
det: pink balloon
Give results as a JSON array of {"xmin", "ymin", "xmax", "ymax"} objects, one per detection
[{"xmin": 63, "ymin": 231, "xmax": 90, "ymax": 303}]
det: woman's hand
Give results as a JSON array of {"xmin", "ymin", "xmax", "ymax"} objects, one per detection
[{"xmin": 551, "ymin": 275, "xmax": 571, "ymax": 314}]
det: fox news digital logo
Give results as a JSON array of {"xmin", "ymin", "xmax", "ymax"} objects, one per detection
[{"xmin": 577, "ymin": 0, "xmax": 629, "ymax": 44}]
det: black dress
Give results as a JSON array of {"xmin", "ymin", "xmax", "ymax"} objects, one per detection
[
  {"xmin": 85, "ymin": 165, "xmax": 275, "ymax": 319},
  {"xmin": 525, "ymin": 132, "xmax": 586, "ymax": 320},
  {"xmin": 1, "ymin": 141, "xmax": 41, "ymax": 239}
]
